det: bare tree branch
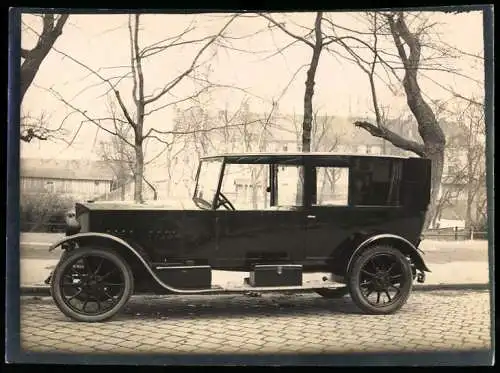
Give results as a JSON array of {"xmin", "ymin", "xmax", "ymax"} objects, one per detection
[
  {"xmin": 21, "ymin": 13, "xmax": 70, "ymax": 102},
  {"xmin": 143, "ymin": 14, "xmax": 239, "ymax": 105},
  {"xmin": 259, "ymin": 13, "xmax": 315, "ymax": 48},
  {"xmin": 354, "ymin": 120, "xmax": 426, "ymax": 156}
]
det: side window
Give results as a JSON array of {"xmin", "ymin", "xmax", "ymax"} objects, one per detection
[
  {"xmin": 276, "ymin": 165, "xmax": 303, "ymax": 207},
  {"xmin": 220, "ymin": 163, "xmax": 270, "ymax": 210},
  {"xmin": 314, "ymin": 167, "xmax": 349, "ymax": 206},
  {"xmin": 350, "ymin": 158, "xmax": 402, "ymax": 206}
]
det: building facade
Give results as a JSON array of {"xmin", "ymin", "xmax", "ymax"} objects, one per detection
[{"xmin": 20, "ymin": 158, "xmax": 115, "ymax": 202}]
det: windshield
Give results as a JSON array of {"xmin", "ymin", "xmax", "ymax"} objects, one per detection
[{"xmin": 193, "ymin": 158, "xmax": 224, "ymax": 209}]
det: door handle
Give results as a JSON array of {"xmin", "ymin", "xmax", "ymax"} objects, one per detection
[{"xmin": 307, "ymin": 215, "xmax": 316, "ymax": 219}]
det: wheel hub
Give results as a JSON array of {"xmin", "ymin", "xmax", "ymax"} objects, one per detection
[{"xmin": 372, "ymin": 271, "xmax": 390, "ymax": 291}]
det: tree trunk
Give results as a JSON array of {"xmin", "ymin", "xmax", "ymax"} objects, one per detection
[
  {"xmin": 465, "ymin": 161, "xmax": 474, "ymax": 229},
  {"xmin": 301, "ymin": 15, "xmax": 323, "ymax": 153},
  {"xmin": 464, "ymin": 117, "xmax": 476, "ymax": 229},
  {"xmin": 432, "ymin": 189, "xmax": 448, "ymax": 228},
  {"xmin": 21, "ymin": 14, "xmax": 69, "ymax": 103},
  {"xmin": 389, "ymin": 13, "xmax": 446, "ymax": 229},
  {"xmin": 318, "ymin": 169, "xmax": 328, "ymax": 204},
  {"xmin": 134, "ymin": 145, "xmax": 144, "ymax": 203},
  {"xmin": 423, "ymin": 149, "xmax": 444, "ymax": 229},
  {"xmin": 120, "ymin": 185, "xmax": 126, "ymax": 201},
  {"xmin": 251, "ymin": 168, "xmax": 258, "ymax": 209},
  {"xmin": 295, "ymin": 13, "xmax": 324, "ymax": 205}
]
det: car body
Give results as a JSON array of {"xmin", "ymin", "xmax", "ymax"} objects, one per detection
[{"xmin": 47, "ymin": 152, "xmax": 432, "ymax": 322}]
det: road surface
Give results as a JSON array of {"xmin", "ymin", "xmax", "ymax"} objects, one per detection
[{"xmin": 20, "ymin": 290, "xmax": 492, "ymax": 355}]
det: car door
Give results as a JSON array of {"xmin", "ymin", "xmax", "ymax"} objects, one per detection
[
  {"xmin": 213, "ymin": 162, "xmax": 307, "ymax": 269},
  {"xmin": 304, "ymin": 164, "xmax": 353, "ymax": 264},
  {"xmin": 214, "ymin": 209, "xmax": 306, "ymax": 268}
]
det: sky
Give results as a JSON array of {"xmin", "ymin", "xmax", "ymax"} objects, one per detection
[{"xmin": 20, "ymin": 10, "xmax": 485, "ymax": 161}]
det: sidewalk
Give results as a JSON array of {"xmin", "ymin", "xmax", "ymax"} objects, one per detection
[{"xmin": 17, "ymin": 233, "xmax": 491, "ymax": 294}]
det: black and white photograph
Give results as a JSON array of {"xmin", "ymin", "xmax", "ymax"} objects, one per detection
[{"xmin": 6, "ymin": 6, "xmax": 494, "ymax": 366}]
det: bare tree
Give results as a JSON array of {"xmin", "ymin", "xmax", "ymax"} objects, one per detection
[
  {"xmin": 21, "ymin": 13, "xmax": 69, "ymax": 102},
  {"xmin": 444, "ymin": 99, "xmax": 486, "ymax": 229},
  {"xmin": 43, "ymin": 13, "xmax": 240, "ymax": 203},
  {"xmin": 20, "ymin": 13, "xmax": 70, "ymax": 142},
  {"xmin": 96, "ymin": 100, "xmax": 135, "ymax": 201},
  {"xmin": 328, "ymin": 12, "xmax": 447, "ymax": 228},
  {"xmin": 432, "ymin": 172, "xmax": 465, "ymax": 228},
  {"xmin": 239, "ymin": 102, "xmax": 279, "ymax": 208},
  {"xmin": 19, "ymin": 110, "xmax": 73, "ymax": 143},
  {"xmin": 259, "ymin": 12, "xmax": 339, "ymax": 206},
  {"xmin": 260, "ymin": 12, "xmax": 336, "ymax": 153},
  {"xmin": 173, "ymin": 100, "xmax": 279, "ymax": 208},
  {"xmin": 289, "ymin": 110, "xmax": 340, "ymax": 203}
]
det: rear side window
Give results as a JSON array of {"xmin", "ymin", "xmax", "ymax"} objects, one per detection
[
  {"xmin": 349, "ymin": 158, "xmax": 402, "ymax": 207},
  {"xmin": 313, "ymin": 167, "xmax": 349, "ymax": 206}
]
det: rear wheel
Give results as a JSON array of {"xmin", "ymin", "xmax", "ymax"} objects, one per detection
[
  {"xmin": 347, "ymin": 245, "xmax": 413, "ymax": 315},
  {"xmin": 50, "ymin": 247, "xmax": 134, "ymax": 322}
]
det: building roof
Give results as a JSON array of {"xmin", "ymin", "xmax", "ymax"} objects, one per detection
[{"xmin": 20, "ymin": 158, "xmax": 115, "ymax": 181}]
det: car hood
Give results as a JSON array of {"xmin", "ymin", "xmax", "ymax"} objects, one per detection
[{"xmin": 78, "ymin": 198, "xmax": 199, "ymax": 211}]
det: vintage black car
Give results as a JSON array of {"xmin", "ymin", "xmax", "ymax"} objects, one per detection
[{"xmin": 47, "ymin": 152, "xmax": 431, "ymax": 322}]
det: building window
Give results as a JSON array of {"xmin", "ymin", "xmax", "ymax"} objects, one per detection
[{"xmin": 45, "ymin": 181, "xmax": 55, "ymax": 193}]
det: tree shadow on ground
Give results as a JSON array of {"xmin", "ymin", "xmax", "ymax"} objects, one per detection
[{"xmin": 116, "ymin": 293, "xmax": 370, "ymax": 320}]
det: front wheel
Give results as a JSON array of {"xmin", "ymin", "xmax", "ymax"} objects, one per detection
[
  {"xmin": 347, "ymin": 245, "xmax": 413, "ymax": 315},
  {"xmin": 50, "ymin": 247, "xmax": 134, "ymax": 322}
]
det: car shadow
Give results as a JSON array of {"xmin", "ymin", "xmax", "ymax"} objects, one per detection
[{"xmin": 114, "ymin": 293, "xmax": 366, "ymax": 320}]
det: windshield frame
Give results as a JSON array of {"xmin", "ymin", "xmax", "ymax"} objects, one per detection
[{"xmin": 192, "ymin": 157, "xmax": 225, "ymax": 210}]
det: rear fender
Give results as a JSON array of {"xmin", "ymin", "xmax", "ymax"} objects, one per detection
[{"xmin": 346, "ymin": 233, "xmax": 431, "ymax": 274}]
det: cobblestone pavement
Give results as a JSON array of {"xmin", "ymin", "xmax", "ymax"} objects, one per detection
[{"xmin": 20, "ymin": 290, "xmax": 492, "ymax": 355}]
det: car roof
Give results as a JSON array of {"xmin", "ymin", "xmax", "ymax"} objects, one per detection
[{"xmin": 201, "ymin": 152, "xmax": 416, "ymax": 164}]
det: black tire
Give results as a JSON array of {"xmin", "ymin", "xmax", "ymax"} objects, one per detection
[
  {"xmin": 314, "ymin": 287, "xmax": 349, "ymax": 299},
  {"xmin": 347, "ymin": 245, "xmax": 413, "ymax": 315},
  {"xmin": 50, "ymin": 247, "xmax": 134, "ymax": 322}
]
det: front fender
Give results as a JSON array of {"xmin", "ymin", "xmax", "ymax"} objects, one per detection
[
  {"xmin": 49, "ymin": 232, "xmax": 136, "ymax": 253},
  {"xmin": 47, "ymin": 232, "xmax": 216, "ymax": 295},
  {"xmin": 346, "ymin": 233, "xmax": 431, "ymax": 274}
]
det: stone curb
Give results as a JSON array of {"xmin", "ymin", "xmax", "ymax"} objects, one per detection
[
  {"xmin": 19, "ymin": 283, "xmax": 490, "ymax": 297},
  {"xmin": 412, "ymin": 283, "xmax": 490, "ymax": 291}
]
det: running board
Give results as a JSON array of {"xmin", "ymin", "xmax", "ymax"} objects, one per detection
[
  {"xmin": 218, "ymin": 279, "xmax": 344, "ymax": 293},
  {"xmin": 151, "ymin": 265, "xmax": 343, "ymax": 294}
]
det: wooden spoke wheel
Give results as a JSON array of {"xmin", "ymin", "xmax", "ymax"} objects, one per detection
[
  {"xmin": 347, "ymin": 245, "xmax": 413, "ymax": 315},
  {"xmin": 50, "ymin": 247, "xmax": 134, "ymax": 322}
]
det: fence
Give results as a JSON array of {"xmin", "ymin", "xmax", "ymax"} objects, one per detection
[{"xmin": 422, "ymin": 226, "xmax": 488, "ymax": 241}]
